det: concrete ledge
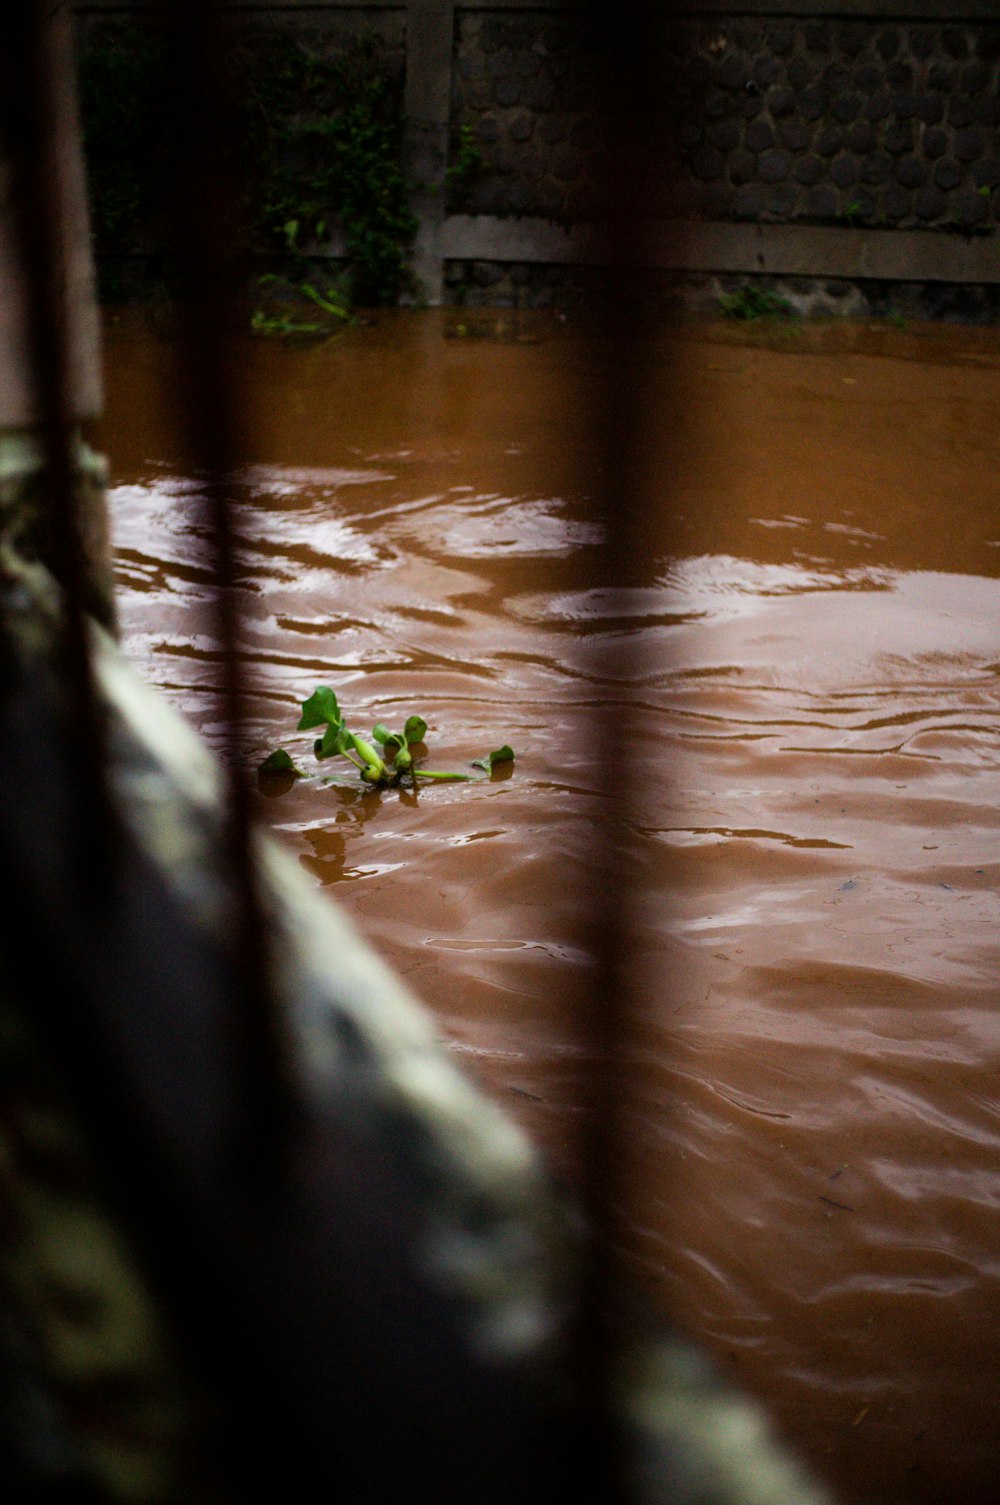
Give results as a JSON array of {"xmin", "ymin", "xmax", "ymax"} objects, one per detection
[{"xmin": 441, "ymin": 216, "xmax": 1000, "ymax": 285}]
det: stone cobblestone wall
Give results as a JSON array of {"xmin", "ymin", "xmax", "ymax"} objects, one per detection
[
  {"xmin": 449, "ymin": 12, "xmax": 604, "ymax": 218},
  {"xmin": 450, "ymin": 12, "xmax": 1000, "ymax": 236},
  {"xmin": 74, "ymin": 3, "xmax": 1000, "ymax": 315}
]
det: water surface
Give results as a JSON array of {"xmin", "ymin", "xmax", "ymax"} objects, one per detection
[{"xmin": 95, "ymin": 310, "xmax": 1000, "ymax": 1505}]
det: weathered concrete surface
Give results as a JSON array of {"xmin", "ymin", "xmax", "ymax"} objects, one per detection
[
  {"xmin": 403, "ymin": 0, "xmax": 456, "ymax": 301},
  {"xmin": 441, "ymin": 213, "xmax": 1000, "ymax": 281}
]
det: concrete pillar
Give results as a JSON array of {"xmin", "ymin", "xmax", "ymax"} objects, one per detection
[{"xmin": 403, "ymin": 0, "xmax": 455, "ymax": 305}]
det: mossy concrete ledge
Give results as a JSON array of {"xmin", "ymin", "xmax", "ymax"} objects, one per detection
[{"xmin": 0, "ymin": 547, "xmax": 833, "ymax": 1503}]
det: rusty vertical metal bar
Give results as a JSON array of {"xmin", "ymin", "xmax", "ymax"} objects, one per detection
[
  {"xmin": 158, "ymin": 2, "xmax": 300, "ymax": 1170},
  {"xmin": 0, "ymin": 3, "xmax": 116, "ymax": 880},
  {"xmin": 572, "ymin": 1, "xmax": 684, "ymax": 1495}
]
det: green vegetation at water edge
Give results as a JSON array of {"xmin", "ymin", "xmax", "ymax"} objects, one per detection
[
  {"xmin": 77, "ymin": 22, "xmax": 416, "ymax": 307},
  {"xmin": 718, "ymin": 285, "xmax": 796, "ymax": 322},
  {"xmin": 241, "ymin": 30, "xmax": 416, "ymax": 306},
  {"xmin": 250, "ymin": 265, "xmax": 352, "ymax": 340},
  {"xmin": 260, "ymin": 687, "xmax": 515, "ymax": 790}
]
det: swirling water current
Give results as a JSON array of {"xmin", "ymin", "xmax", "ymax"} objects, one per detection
[{"xmin": 94, "ymin": 311, "xmax": 1000, "ymax": 1505}]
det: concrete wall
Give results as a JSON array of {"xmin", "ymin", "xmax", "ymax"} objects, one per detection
[
  {"xmin": 445, "ymin": 4, "xmax": 1000, "ymax": 314},
  {"xmin": 74, "ymin": 1, "xmax": 1000, "ymax": 313}
]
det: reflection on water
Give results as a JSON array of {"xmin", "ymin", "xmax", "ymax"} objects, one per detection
[{"xmin": 94, "ymin": 311, "xmax": 1000, "ymax": 1505}]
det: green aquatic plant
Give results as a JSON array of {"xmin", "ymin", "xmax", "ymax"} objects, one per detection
[
  {"xmin": 718, "ymin": 285, "xmax": 795, "ymax": 322},
  {"xmin": 250, "ymin": 309, "xmax": 326, "ymax": 338},
  {"xmin": 260, "ymin": 687, "xmax": 515, "ymax": 790},
  {"xmin": 251, "ymin": 269, "xmax": 351, "ymax": 340}
]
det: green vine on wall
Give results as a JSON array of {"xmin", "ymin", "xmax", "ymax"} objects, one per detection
[
  {"xmin": 445, "ymin": 124, "xmax": 484, "ymax": 199},
  {"xmin": 76, "ymin": 23, "xmax": 416, "ymax": 308},
  {"xmin": 240, "ymin": 31, "xmax": 416, "ymax": 306}
]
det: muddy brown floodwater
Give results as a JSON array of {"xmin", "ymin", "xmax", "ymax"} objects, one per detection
[{"xmin": 93, "ymin": 309, "xmax": 1000, "ymax": 1505}]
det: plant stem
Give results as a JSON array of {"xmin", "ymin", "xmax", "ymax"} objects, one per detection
[{"xmin": 412, "ymin": 769, "xmax": 473, "ymax": 782}]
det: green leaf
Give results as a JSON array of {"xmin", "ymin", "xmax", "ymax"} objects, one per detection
[
  {"xmin": 298, "ymin": 686, "xmax": 341, "ymax": 731},
  {"xmin": 371, "ymin": 724, "xmax": 405, "ymax": 755},
  {"xmin": 258, "ymin": 749, "xmax": 303, "ymax": 776},
  {"xmin": 315, "ymin": 722, "xmax": 353, "ymax": 759},
  {"xmin": 403, "ymin": 714, "xmax": 427, "ymax": 745},
  {"xmin": 471, "ymin": 745, "xmax": 515, "ymax": 772}
]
